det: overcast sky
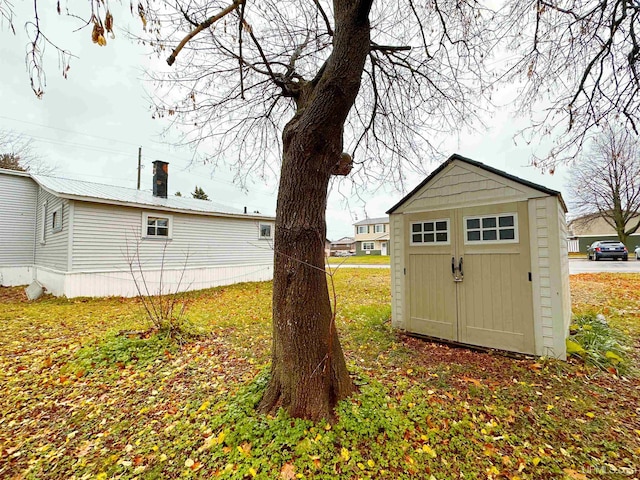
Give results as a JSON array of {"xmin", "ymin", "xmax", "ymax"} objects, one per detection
[{"xmin": 0, "ymin": 4, "xmax": 570, "ymax": 240}]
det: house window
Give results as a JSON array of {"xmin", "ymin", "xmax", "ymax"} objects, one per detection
[
  {"xmin": 259, "ymin": 223, "xmax": 273, "ymax": 239},
  {"xmin": 142, "ymin": 212, "xmax": 173, "ymax": 238},
  {"xmin": 362, "ymin": 242, "xmax": 375, "ymax": 250},
  {"xmin": 52, "ymin": 206, "xmax": 63, "ymax": 233},
  {"xmin": 357, "ymin": 225, "xmax": 368, "ymax": 234},
  {"xmin": 465, "ymin": 213, "xmax": 518, "ymax": 243},
  {"xmin": 410, "ymin": 219, "xmax": 450, "ymax": 245},
  {"xmin": 374, "ymin": 224, "xmax": 385, "ymax": 233}
]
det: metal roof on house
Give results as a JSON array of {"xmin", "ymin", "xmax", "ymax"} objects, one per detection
[
  {"xmin": 353, "ymin": 216, "xmax": 389, "ymax": 226},
  {"xmin": 386, "ymin": 153, "xmax": 568, "ymax": 214},
  {"xmin": 23, "ymin": 172, "xmax": 274, "ymax": 220}
]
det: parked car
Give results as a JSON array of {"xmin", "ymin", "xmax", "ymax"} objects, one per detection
[
  {"xmin": 587, "ymin": 240, "xmax": 628, "ymax": 261},
  {"xmin": 635, "ymin": 246, "xmax": 640, "ymax": 260}
]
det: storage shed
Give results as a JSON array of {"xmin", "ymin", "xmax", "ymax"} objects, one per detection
[{"xmin": 387, "ymin": 154, "xmax": 571, "ymax": 359}]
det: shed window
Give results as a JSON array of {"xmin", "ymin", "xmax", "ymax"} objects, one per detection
[
  {"xmin": 374, "ymin": 224, "xmax": 385, "ymax": 233},
  {"xmin": 410, "ymin": 219, "xmax": 449, "ymax": 245},
  {"xmin": 259, "ymin": 223, "xmax": 273, "ymax": 239},
  {"xmin": 52, "ymin": 206, "xmax": 63, "ymax": 233},
  {"xmin": 362, "ymin": 242, "xmax": 375, "ymax": 250},
  {"xmin": 357, "ymin": 225, "xmax": 368, "ymax": 234},
  {"xmin": 142, "ymin": 212, "xmax": 173, "ymax": 239},
  {"xmin": 465, "ymin": 214, "xmax": 518, "ymax": 244}
]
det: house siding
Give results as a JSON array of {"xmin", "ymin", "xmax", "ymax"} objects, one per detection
[
  {"xmin": 0, "ymin": 174, "xmax": 37, "ymax": 266},
  {"xmin": 71, "ymin": 202, "xmax": 273, "ymax": 272},
  {"xmin": 34, "ymin": 187, "xmax": 69, "ymax": 272}
]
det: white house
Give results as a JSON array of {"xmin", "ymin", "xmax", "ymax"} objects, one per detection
[
  {"xmin": 387, "ymin": 154, "xmax": 571, "ymax": 359},
  {"xmin": 0, "ymin": 162, "xmax": 275, "ymax": 298}
]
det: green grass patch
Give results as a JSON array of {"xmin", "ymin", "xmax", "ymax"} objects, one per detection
[
  {"xmin": 327, "ymin": 255, "xmax": 390, "ymax": 265},
  {"xmin": 0, "ymin": 272, "xmax": 639, "ymax": 479},
  {"xmin": 567, "ymin": 313, "xmax": 632, "ymax": 375}
]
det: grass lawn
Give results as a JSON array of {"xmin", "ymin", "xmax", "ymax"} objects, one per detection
[
  {"xmin": 326, "ymin": 255, "xmax": 390, "ymax": 265},
  {"xmin": 1, "ymin": 271, "xmax": 639, "ymax": 479}
]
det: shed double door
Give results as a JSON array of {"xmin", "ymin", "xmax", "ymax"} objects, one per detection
[{"xmin": 406, "ymin": 202, "xmax": 535, "ymax": 354}]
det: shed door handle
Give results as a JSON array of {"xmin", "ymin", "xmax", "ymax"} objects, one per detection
[
  {"xmin": 458, "ymin": 257, "xmax": 464, "ymax": 278},
  {"xmin": 451, "ymin": 256, "xmax": 456, "ymax": 277}
]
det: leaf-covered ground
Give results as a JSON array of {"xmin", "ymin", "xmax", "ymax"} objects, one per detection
[{"xmin": 1, "ymin": 271, "xmax": 639, "ymax": 479}]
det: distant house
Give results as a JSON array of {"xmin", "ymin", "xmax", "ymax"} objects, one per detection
[
  {"xmin": 330, "ymin": 237, "xmax": 355, "ymax": 256},
  {"xmin": 568, "ymin": 213, "xmax": 640, "ymax": 253},
  {"xmin": 354, "ymin": 217, "xmax": 389, "ymax": 255},
  {"xmin": 0, "ymin": 162, "xmax": 275, "ymax": 297}
]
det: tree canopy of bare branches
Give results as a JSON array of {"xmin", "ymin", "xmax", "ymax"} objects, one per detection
[
  {"xmin": 3, "ymin": 0, "xmax": 640, "ymax": 420},
  {"xmin": 568, "ymin": 123, "xmax": 640, "ymax": 245}
]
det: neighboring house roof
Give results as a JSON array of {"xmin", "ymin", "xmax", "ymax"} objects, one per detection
[
  {"xmin": 386, "ymin": 153, "xmax": 568, "ymax": 214},
  {"xmin": 332, "ymin": 236, "xmax": 355, "ymax": 245},
  {"xmin": 354, "ymin": 217, "xmax": 389, "ymax": 226},
  {"xmin": 0, "ymin": 168, "xmax": 274, "ymax": 220}
]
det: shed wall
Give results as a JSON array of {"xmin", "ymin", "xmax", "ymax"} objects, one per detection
[{"xmin": 390, "ymin": 214, "xmax": 404, "ymax": 328}]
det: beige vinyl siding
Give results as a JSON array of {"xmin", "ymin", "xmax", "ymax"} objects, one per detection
[
  {"xmin": 0, "ymin": 174, "xmax": 37, "ymax": 266},
  {"xmin": 390, "ymin": 214, "xmax": 404, "ymax": 328},
  {"xmin": 35, "ymin": 188, "xmax": 69, "ymax": 271},
  {"xmin": 396, "ymin": 163, "xmax": 548, "ymax": 214},
  {"xmin": 557, "ymin": 199, "xmax": 572, "ymax": 347},
  {"xmin": 71, "ymin": 202, "xmax": 274, "ymax": 271}
]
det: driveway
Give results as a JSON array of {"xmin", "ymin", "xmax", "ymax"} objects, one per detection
[{"xmin": 569, "ymin": 258, "xmax": 640, "ymax": 274}]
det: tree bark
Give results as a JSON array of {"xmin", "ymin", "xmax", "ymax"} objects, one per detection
[{"xmin": 258, "ymin": 0, "xmax": 373, "ymax": 421}]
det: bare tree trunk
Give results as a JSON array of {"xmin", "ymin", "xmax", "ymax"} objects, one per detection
[{"xmin": 259, "ymin": 0, "xmax": 373, "ymax": 421}]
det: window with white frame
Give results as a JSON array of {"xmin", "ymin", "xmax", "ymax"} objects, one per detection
[
  {"xmin": 362, "ymin": 242, "xmax": 375, "ymax": 250},
  {"xmin": 143, "ymin": 212, "xmax": 172, "ymax": 238},
  {"xmin": 357, "ymin": 225, "xmax": 368, "ymax": 234},
  {"xmin": 465, "ymin": 213, "xmax": 518, "ymax": 243},
  {"xmin": 410, "ymin": 219, "xmax": 449, "ymax": 245},
  {"xmin": 374, "ymin": 224, "xmax": 385, "ymax": 233},
  {"xmin": 259, "ymin": 223, "xmax": 273, "ymax": 239},
  {"xmin": 52, "ymin": 206, "xmax": 63, "ymax": 233}
]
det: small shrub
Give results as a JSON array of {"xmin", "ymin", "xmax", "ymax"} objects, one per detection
[{"xmin": 567, "ymin": 313, "xmax": 631, "ymax": 375}]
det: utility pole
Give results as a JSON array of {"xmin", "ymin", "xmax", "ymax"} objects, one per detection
[{"xmin": 137, "ymin": 147, "xmax": 142, "ymax": 190}]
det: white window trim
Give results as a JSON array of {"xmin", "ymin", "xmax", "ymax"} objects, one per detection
[
  {"xmin": 374, "ymin": 224, "xmax": 385, "ymax": 233},
  {"xmin": 362, "ymin": 241, "xmax": 375, "ymax": 250},
  {"xmin": 463, "ymin": 213, "xmax": 519, "ymax": 245},
  {"xmin": 259, "ymin": 223, "xmax": 273, "ymax": 240},
  {"xmin": 357, "ymin": 225, "xmax": 368, "ymax": 234},
  {"xmin": 142, "ymin": 212, "xmax": 173, "ymax": 239},
  {"xmin": 40, "ymin": 201, "xmax": 47, "ymax": 244},
  {"xmin": 52, "ymin": 205, "xmax": 63, "ymax": 233},
  {"xmin": 409, "ymin": 218, "xmax": 451, "ymax": 246}
]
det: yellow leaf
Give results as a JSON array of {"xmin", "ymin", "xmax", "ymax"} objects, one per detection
[
  {"xmin": 340, "ymin": 448, "xmax": 350, "ymax": 461},
  {"xmin": 585, "ymin": 412, "xmax": 595, "ymax": 418},
  {"xmin": 367, "ymin": 459, "xmax": 375, "ymax": 467},
  {"xmin": 532, "ymin": 457, "xmax": 541, "ymax": 466},
  {"xmin": 422, "ymin": 444, "xmax": 437, "ymax": 458},
  {"xmin": 248, "ymin": 467, "xmax": 257, "ymax": 477},
  {"xmin": 184, "ymin": 458, "xmax": 195, "ymax": 468},
  {"xmin": 566, "ymin": 339, "xmax": 586, "ymax": 355},
  {"xmin": 406, "ymin": 368, "xmax": 414, "ymax": 374},
  {"xmin": 198, "ymin": 401, "xmax": 210, "ymax": 412},
  {"xmin": 357, "ymin": 462, "xmax": 365, "ymax": 470},
  {"xmin": 563, "ymin": 468, "xmax": 588, "ymax": 479},
  {"xmin": 324, "ymin": 423, "xmax": 331, "ymax": 430},
  {"xmin": 605, "ymin": 351, "xmax": 623, "ymax": 363}
]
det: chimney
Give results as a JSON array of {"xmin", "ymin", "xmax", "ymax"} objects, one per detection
[{"xmin": 152, "ymin": 160, "xmax": 168, "ymax": 198}]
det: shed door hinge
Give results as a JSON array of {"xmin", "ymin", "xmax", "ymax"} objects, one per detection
[
  {"xmin": 404, "ymin": 268, "xmax": 406, "ymax": 275},
  {"xmin": 528, "ymin": 272, "xmax": 532, "ymax": 282}
]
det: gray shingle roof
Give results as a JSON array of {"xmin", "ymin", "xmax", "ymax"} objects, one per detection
[{"xmin": 353, "ymin": 216, "xmax": 388, "ymax": 226}]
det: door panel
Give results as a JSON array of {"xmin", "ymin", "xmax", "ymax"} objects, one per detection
[
  {"xmin": 404, "ymin": 202, "xmax": 535, "ymax": 355},
  {"xmin": 456, "ymin": 202, "xmax": 535, "ymax": 354},
  {"xmin": 405, "ymin": 211, "xmax": 457, "ymax": 341}
]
